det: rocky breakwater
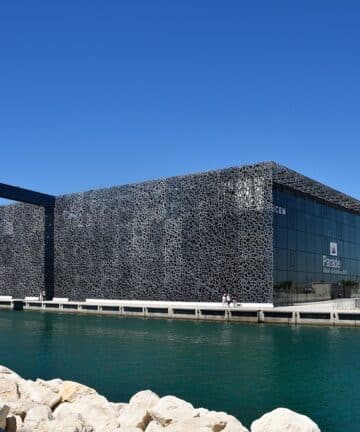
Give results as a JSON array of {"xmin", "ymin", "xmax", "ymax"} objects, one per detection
[{"xmin": 0, "ymin": 365, "xmax": 320, "ymax": 432}]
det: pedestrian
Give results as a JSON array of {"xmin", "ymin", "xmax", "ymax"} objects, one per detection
[
  {"xmin": 39, "ymin": 290, "xmax": 43, "ymax": 301},
  {"xmin": 222, "ymin": 293, "xmax": 226, "ymax": 306},
  {"xmin": 226, "ymin": 293, "xmax": 231, "ymax": 307},
  {"xmin": 42, "ymin": 290, "xmax": 46, "ymax": 301}
]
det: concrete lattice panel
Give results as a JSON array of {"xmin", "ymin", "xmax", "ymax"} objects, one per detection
[
  {"xmin": 0, "ymin": 203, "xmax": 44, "ymax": 298},
  {"xmin": 54, "ymin": 163, "xmax": 274, "ymax": 302},
  {"xmin": 271, "ymin": 162, "xmax": 360, "ymax": 214},
  {"xmin": 2, "ymin": 162, "xmax": 358, "ymax": 302}
]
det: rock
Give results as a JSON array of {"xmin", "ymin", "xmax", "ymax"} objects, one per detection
[
  {"xmin": 157, "ymin": 415, "xmax": 246, "ymax": 432},
  {"xmin": 36, "ymin": 378, "xmax": 63, "ymax": 394},
  {"xmin": 161, "ymin": 422, "xmax": 212, "ymax": 432},
  {"xmin": 222, "ymin": 422, "xmax": 249, "ymax": 432},
  {"xmin": 145, "ymin": 421, "xmax": 164, "ymax": 431},
  {"xmin": 118, "ymin": 390, "xmax": 160, "ymax": 431},
  {"xmin": 54, "ymin": 394, "xmax": 120, "ymax": 431},
  {"xmin": 108, "ymin": 402, "xmax": 128, "ymax": 415},
  {"xmin": 48, "ymin": 413, "xmax": 94, "ymax": 432},
  {"xmin": 23, "ymin": 405, "xmax": 53, "ymax": 423},
  {"xmin": 149, "ymin": 395, "xmax": 197, "ymax": 426},
  {"xmin": 0, "ymin": 403, "xmax": 10, "ymax": 429},
  {"xmin": 117, "ymin": 428, "xmax": 142, "ymax": 432},
  {"xmin": 0, "ymin": 378, "xmax": 19, "ymax": 401},
  {"xmin": 7, "ymin": 399, "xmax": 41, "ymax": 419},
  {"xmin": 222, "ymin": 418, "xmax": 250, "ymax": 432},
  {"xmin": 148, "ymin": 403, "xmax": 249, "ymax": 432},
  {"xmin": 0, "ymin": 366, "xmax": 320, "ymax": 432},
  {"xmin": 118, "ymin": 404, "xmax": 152, "ymax": 430},
  {"xmin": 0, "ymin": 366, "xmax": 21, "ymax": 380},
  {"xmin": 59, "ymin": 381, "xmax": 97, "ymax": 403},
  {"xmin": 129, "ymin": 390, "xmax": 160, "ymax": 409},
  {"xmin": 19, "ymin": 380, "xmax": 61, "ymax": 409},
  {"xmin": 5, "ymin": 415, "xmax": 23, "ymax": 432},
  {"xmin": 197, "ymin": 410, "xmax": 249, "ymax": 432},
  {"xmin": 21, "ymin": 405, "xmax": 53, "ymax": 432},
  {"xmin": 251, "ymin": 408, "xmax": 321, "ymax": 432}
]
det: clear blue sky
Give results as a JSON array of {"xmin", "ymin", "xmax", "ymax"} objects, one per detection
[{"xmin": 1, "ymin": 1, "xmax": 359, "ymax": 201}]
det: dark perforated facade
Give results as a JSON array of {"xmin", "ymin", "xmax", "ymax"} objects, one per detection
[
  {"xmin": 53, "ymin": 163, "xmax": 274, "ymax": 302},
  {"xmin": 1, "ymin": 162, "xmax": 359, "ymax": 304}
]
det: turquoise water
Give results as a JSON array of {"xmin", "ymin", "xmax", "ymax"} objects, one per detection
[{"xmin": 0, "ymin": 310, "xmax": 359, "ymax": 431}]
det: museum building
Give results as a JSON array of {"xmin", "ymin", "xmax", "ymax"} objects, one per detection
[{"xmin": 1, "ymin": 161, "xmax": 360, "ymax": 305}]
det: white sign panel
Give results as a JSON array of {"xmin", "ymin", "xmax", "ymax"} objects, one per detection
[{"xmin": 330, "ymin": 242, "xmax": 338, "ymax": 256}]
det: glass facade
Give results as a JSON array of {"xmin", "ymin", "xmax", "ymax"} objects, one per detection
[{"xmin": 273, "ymin": 184, "xmax": 360, "ymax": 305}]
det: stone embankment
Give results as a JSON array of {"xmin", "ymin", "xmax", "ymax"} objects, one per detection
[{"xmin": 0, "ymin": 365, "xmax": 320, "ymax": 432}]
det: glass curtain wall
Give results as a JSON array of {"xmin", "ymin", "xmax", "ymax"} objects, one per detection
[{"xmin": 273, "ymin": 184, "xmax": 360, "ymax": 305}]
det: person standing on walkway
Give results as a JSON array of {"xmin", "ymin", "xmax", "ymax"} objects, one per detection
[
  {"xmin": 226, "ymin": 293, "xmax": 231, "ymax": 307},
  {"xmin": 222, "ymin": 293, "xmax": 226, "ymax": 306}
]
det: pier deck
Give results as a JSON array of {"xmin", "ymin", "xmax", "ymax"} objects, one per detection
[{"xmin": 2, "ymin": 297, "xmax": 360, "ymax": 327}]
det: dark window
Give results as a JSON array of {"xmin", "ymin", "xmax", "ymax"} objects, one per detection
[
  {"xmin": 45, "ymin": 303, "xmax": 59, "ymax": 309},
  {"xmin": 81, "ymin": 305, "xmax": 97, "ymax": 310},
  {"xmin": 124, "ymin": 306, "xmax": 143, "ymax": 313},
  {"xmin": 102, "ymin": 306, "xmax": 119, "ymax": 312},
  {"xmin": 231, "ymin": 310, "xmax": 258, "ymax": 317},
  {"xmin": 299, "ymin": 312, "xmax": 331, "ymax": 320},
  {"xmin": 173, "ymin": 309, "xmax": 196, "ymax": 315},
  {"xmin": 338, "ymin": 313, "xmax": 360, "ymax": 321},
  {"xmin": 201, "ymin": 309, "xmax": 225, "ymax": 316},
  {"xmin": 63, "ymin": 304, "xmax": 78, "ymax": 309},
  {"xmin": 273, "ymin": 185, "xmax": 360, "ymax": 305},
  {"xmin": 264, "ymin": 311, "xmax": 293, "ymax": 318},
  {"xmin": 147, "ymin": 307, "xmax": 168, "ymax": 314}
]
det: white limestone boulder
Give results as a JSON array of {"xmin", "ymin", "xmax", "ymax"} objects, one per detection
[
  {"xmin": 20, "ymin": 404, "xmax": 53, "ymax": 432},
  {"xmin": 36, "ymin": 378, "xmax": 63, "ymax": 394},
  {"xmin": 59, "ymin": 381, "xmax": 97, "ymax": 403},
  {"xmin": 118, "ymin": 390, "xmax": 160, "ymax": 430},
  {"xmin": 48, "ymin": 412, "xmax": 94, "ymax": 432},
  {"xmin": 145, "ymin": 421, "xmax": 164, "ymax": 431},
  {"xmin": 0, "ymin": 366, "xmax": 22, "ymax": 381},
  {"xmin": 159, "ymin": 422, "xmax": 212, "ymax": 432},
  {"xmin": 108, "ymin": 402, "xmax": 128, "ymax": 416},
  {"xmin": 129, "ymin": 390, "xmax": 160, "ymax": 409},
  {"xmin": 157, "ymin": 414, "xmax": 248, "ymax": 432},
  {"xmin": 0, "ymin": 377, "xmax": 20, "ymax": 401},
  {"xmin": 118, "ymin": 404, "xmax": 152, "ymax": 430},
  {"xmin": 149, "ymin": 395, "xmax": 197, "ymax": 426},
  {"xmin": 0, "ymin": 366, "xmax": 24, "ymax": 403},
  {"xmin": 117, "ymin": 428, "xmax": 143, "ymax": 432},
  {"xmin": 54, "ymin": 394, "xmax": 120, "ymax": 431},
  {"xmin": 19, "ymin": 380, "xmax": 61, "ymax": 409},
  {"xmin": 251, "ymin": 408, "xmax": 321, "ymax": 432},
  {"xmin": 223, "ymin": 420, "xmax": 250, "ymax": 432},
  {"xmin": 0, "ymin": 365, "xmax": 321, "ymax": 432},
  {"xmin": 7, "ymin": 398, "xmax": 41, "ymax": 419},
  {"xmin": 196, "ymin": 409, "xmax": 249, "ymax": 432}
]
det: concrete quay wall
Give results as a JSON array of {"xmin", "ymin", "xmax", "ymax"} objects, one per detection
[{"xmin": 2, "ymin": 299, "xmax": 360, "ymax": 327}]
